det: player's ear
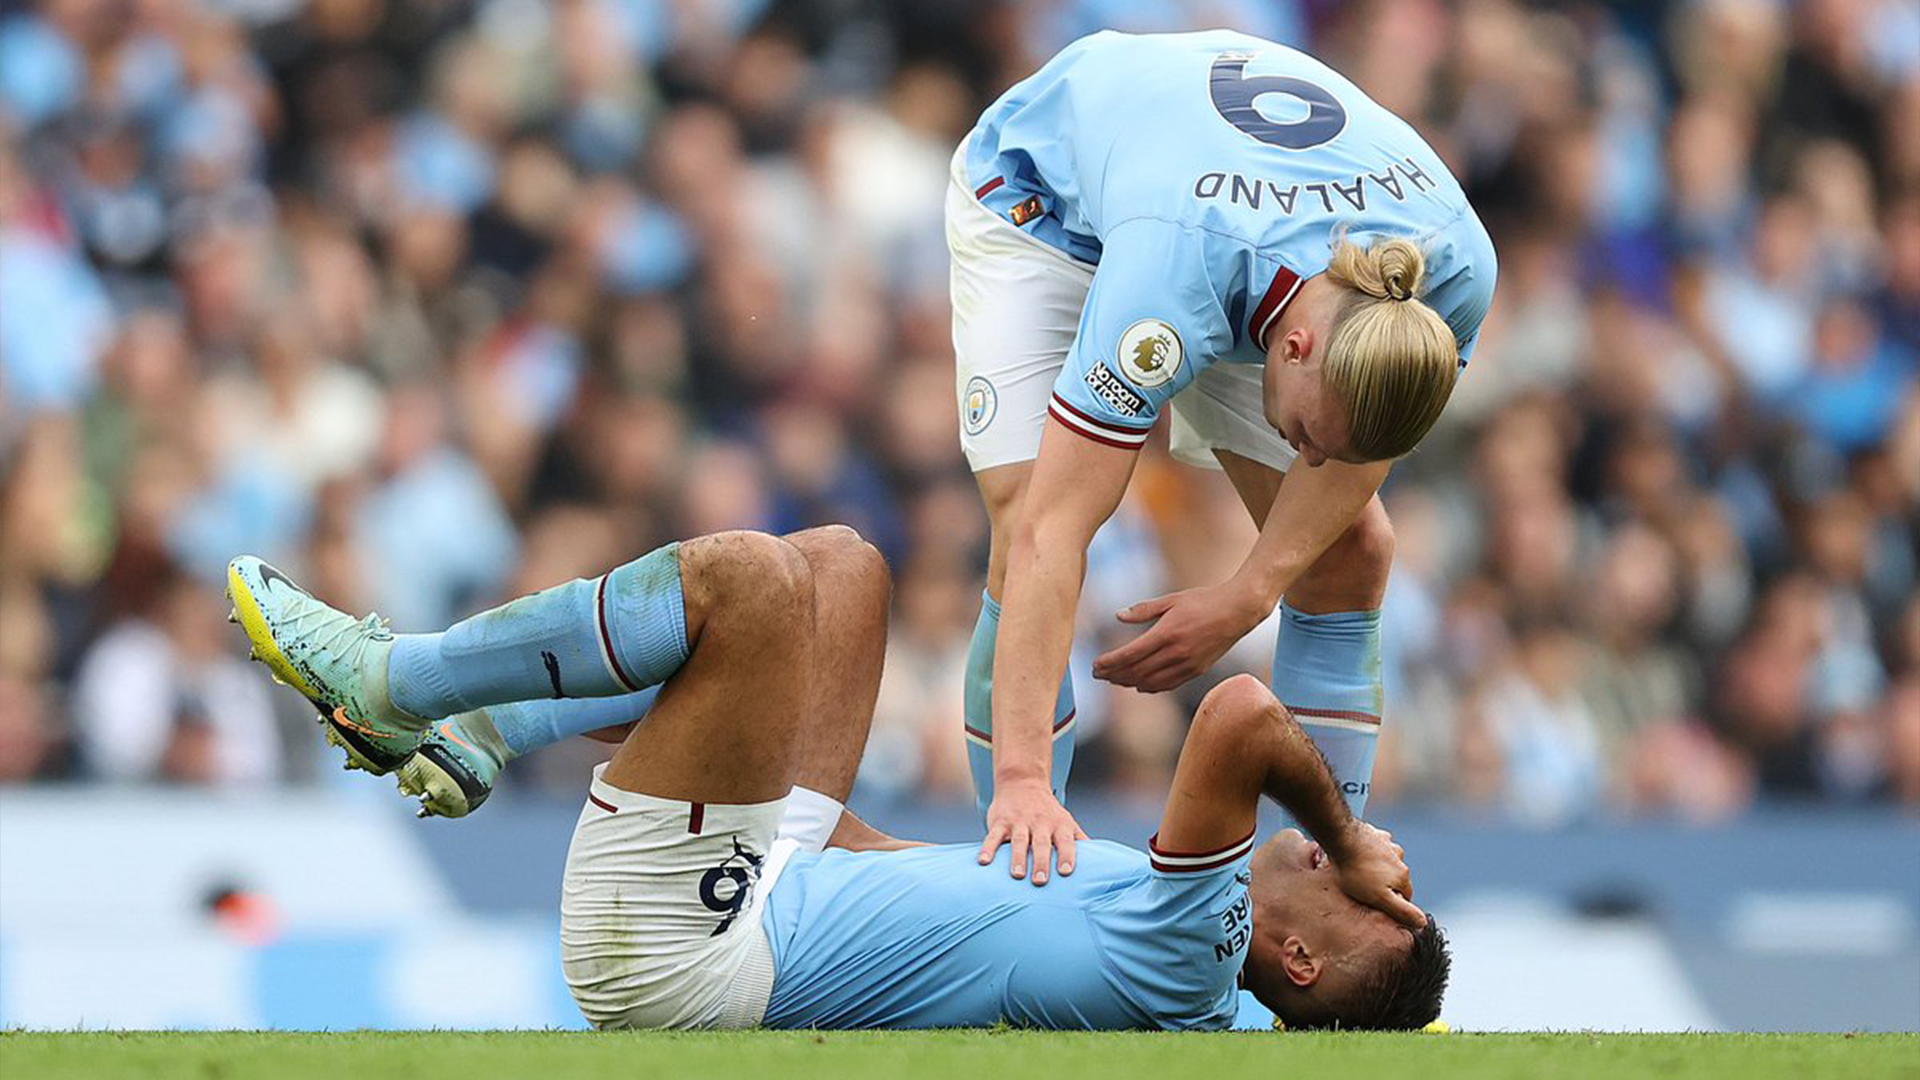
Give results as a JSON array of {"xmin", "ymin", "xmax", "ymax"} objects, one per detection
[
  {"xmin": 1274, "ymin": 326, "xmax": 1314, "ymax": 367},
  {"xmin": 1280, "ymin": 935, "xmax": 1321, "ymax": 988}
]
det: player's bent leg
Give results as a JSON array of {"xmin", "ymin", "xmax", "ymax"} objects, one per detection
[
  {"xmin": 388, "ymin": 525, "xmax": 885, "ymax": 820},
  {"xmin": 966, "ymin": 462, "xmax": 1078, "ymax": 817},
  {"xmin": 563, "ymin": 532, "xmax": 815, "ymax": 1030}
]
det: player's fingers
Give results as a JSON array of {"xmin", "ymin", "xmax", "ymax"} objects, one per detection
[
  {"xmin": 1134, "ymin": 658, "xmax": 1195, "ymax": 694},
  {"xmin": 1115, "ymin": 594, "xmax": 1175, "ymax": 625},
  {"xmin": 1382, "ymin": 891, "xmax": 1427, "ymax": 929},
  {"xmin": 1008, "ymin": 824, "xmax": 1031, "ymax": 880},
  {"xmin": 1093, "ymin": 635, "xmax": 1155, "ymax": 679},
  {"xmin": 1032, "ymin": 833, "xmax": 1056, "ymax": 886},
  {"xmin": 977, "ymin": 820, "xmax": 1009, "ymax": 865},
  {"xmin": 1057, "ymin": 830, "xmax": 1077, "ymax": 876}
]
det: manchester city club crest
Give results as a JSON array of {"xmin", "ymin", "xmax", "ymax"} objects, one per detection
[
  {"xmin": 963, "ymin": 376, "xmax": 997, "ymax": 435},
  {"xmin": 1117, "ymin": 319, "xmax": 1183, "ymax": 388}
]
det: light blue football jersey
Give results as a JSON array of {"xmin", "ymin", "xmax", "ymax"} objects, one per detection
[
  {"xmin": 759, "ymin": 836, "xmax": 1255, "ymax": 1030},
  {"xmin": 961, "ymin": 30, "xmax": 1497, "ymax": 447}
]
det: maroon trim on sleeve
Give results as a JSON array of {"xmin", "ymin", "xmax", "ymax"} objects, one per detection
[{"xmin": 1247, "ymin": 266, "xmax": 1304, "ymax": 350}]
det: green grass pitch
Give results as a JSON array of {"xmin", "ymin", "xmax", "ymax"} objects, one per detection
[{"xmin": 3, "ymin": 1031, "xmax": 1914, "ymax": 1080}]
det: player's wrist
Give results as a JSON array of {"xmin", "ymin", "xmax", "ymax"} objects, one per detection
[
  {"xmin": 1222, "ymin": 572, "xmax": 1286, "ymax": 626},
  {"xmin": 1316, "ymin": 817, "xmax": 1367, "ymax": 863},
  {"xmin": 994, "ymin": 766, "xmax": 1052, "ymax": 791}
]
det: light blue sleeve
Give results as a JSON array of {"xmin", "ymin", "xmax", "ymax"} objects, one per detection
[
  {"xmin": 1418, "ymin": 217, "xmax": 1498, "ymax": 369},
  {"xmin": 1048, "ymin": 217, "xmax": 1239, "ymax": 450},
  {"xmin": 1091, "ymin": 848, "xmax": 1255, "ymax": 1030}
]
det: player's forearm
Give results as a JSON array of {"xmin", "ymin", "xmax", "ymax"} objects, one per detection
[
  {"xmin": 991, "ymin": 522, "xmax": 1089, "ymax": 785},
  {"xmin": 1232, "ymin": 459, "xmax": 1390, "ymax": 608},
  {"xmin": 1259, "ymin": 703, "xmax": 1361, "ymax": 854}
]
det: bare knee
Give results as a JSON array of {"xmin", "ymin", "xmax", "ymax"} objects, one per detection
[
  {"xmin": 977, "ymin": 463, "xmax": 1031, "ymax": 523},
  {"xmin": 1191, "ymin": 674, "xmax": 1281, "ymax": 744},
  {"xmin": 1290, "ymin": 498, "xmax": 1394, "ymax": 612},
  {"xmin": 682, "ymin": 531, "xmax": 814, "ymax": 634},
  {"xmin": 786, "ymin": 524, "xmax": 891, "ymax": 609}
]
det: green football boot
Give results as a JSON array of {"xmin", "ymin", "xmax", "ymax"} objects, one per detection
[
  {"xmin": 226, "ymin": 556, "xmax": 428, "ymax": 774},
  {"xmin": 394, "ymin": 710, "xmax": 510, "ymax": 818}
]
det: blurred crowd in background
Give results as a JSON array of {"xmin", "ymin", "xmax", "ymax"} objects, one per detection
[{"xmin": 2, "ymin": 0, "xmax": 1916, "ymax": 823}]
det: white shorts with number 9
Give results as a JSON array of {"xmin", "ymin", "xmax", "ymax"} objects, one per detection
[{"xmin": 560, "ymin": 764, "xmax": 812, "ymax": 1030}]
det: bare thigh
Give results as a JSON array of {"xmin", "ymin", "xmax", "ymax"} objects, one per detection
[
  {"xmin": 600, "ymin": 531, "xmax": 815, "ymax": 805},
  {"xmin": 782, "ymin": 525, "xmax": 891, "ymax": 802}
]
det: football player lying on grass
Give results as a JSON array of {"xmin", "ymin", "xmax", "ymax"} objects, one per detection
[{"xmin": 227, "ymin": 525, "xmax": 1446, "ymax": 1030}]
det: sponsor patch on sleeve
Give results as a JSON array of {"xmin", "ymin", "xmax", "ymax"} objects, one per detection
[{"xmin": 1083, "ymin": 363, "xmax": 1148, "ymax": 417}]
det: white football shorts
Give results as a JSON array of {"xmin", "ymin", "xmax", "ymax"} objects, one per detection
[
  {"xmin": 559, "ymin": 765, "xmax": 814, "ymax": 1030},
  {"xmin": 945, "ymin": 137, "xmax": 1297, "ymax": 475}
]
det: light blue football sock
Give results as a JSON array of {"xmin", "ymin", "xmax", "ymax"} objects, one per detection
[
  {"xmin": 964, "ymin": 590, "xmax": 1077, "ymax": 819},
  {"xmin": 386, "ymin": 543, "xmax": 688, "ymax": 719},
  {"xmin": 482, "ymin": 686, "xmax": 662, "ymax": 759},
  {"xmin": 1271, "ymin": 603, "xmax": 1384, "ymax": 819}
]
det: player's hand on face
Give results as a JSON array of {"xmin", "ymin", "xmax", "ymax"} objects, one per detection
[
  {"xmin": 978, "ymin": 779, "xmax": 1085, "ymax": 886},
  {"xmin": 1093, "ymin": 583, "xmax": 1269, "ymax": 693},
  {"xmin": 1331, "ymin": 822, "xmax": 1426, "ymax": 929}
]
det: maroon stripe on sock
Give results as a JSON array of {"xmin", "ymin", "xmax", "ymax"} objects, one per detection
[
  {"xmin": 588, "ymin": 793, "xmax": 618, "ymax": 814},
  {"xmin": 596, "ymin": 574, "xmax": 642, "ymax": 693},
  {"xmin": 1289, "ymin": 706, "xmax": 1382, "ymax": 725},
  {"xmin": 964, "ymin": 709, "xmax": 1074, "ymax": 745},
  {"xmin": 688, "ymin": 802, "xmax": 705, "ymax": 834}
]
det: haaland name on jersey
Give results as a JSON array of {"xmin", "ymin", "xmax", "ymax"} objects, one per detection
[{"xmin": 1192, "ymin": 156, "xmax": 1440, "ymax": 218}]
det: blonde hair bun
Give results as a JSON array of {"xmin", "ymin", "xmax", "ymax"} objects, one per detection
[{"xmin": 1328, "ymin": 235, "xmax": 1426, "ymax": 302}]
